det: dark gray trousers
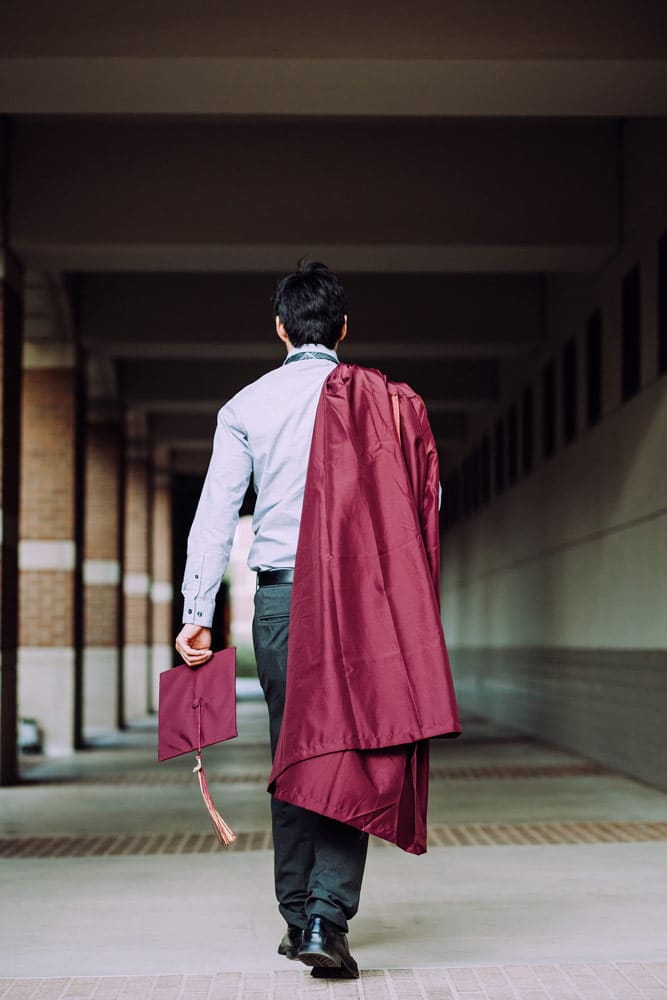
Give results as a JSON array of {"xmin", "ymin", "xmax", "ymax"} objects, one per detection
[{"xmin": 252, "ymin": 582, "xmax": 369, "ymax": 932}]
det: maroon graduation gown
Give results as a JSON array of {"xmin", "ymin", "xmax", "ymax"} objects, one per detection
[{"xmin": 268, "ymin": 363, "xmax": 461, "ymax": 854}]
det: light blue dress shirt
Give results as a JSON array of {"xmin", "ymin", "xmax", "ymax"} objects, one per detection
[{"xmin": 181, "ymin": 343, "xmax": 339, "ymax": 626}]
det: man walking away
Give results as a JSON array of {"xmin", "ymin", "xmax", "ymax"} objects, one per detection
[{"xmin": 175, "ymin": 263, "xmax": 365, "ymax": 978}]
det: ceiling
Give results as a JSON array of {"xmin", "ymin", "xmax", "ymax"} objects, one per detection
[{"xmin": 4, "ymin": 2, "xmax": 666, "ymax": 475}]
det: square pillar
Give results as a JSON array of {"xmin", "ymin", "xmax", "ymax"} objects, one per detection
[
  {"xmin": 83, "ymin": 421, "xmax": 123, "ymax": 736},
  {"xmin": 122, "ymin": 448, "xmax": 151, "ymax": 723},
  {"xmin": 150, "ymin": 469, "xmax": 173, "ymax": 711},
  {"xmin": 18, "ymin": 345, "xmax": 84, "ymax": 754},
  {"xmin": 0, "ymin": 252, "xmax": 23, "ymax": 785}
]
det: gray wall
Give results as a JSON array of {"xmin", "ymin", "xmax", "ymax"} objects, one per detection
[{"xmin": 450, "ymin": 648, "xmax": 667, "ymax": 791}]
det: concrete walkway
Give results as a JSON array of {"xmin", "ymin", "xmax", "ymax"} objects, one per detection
[{"xmin": 1, "ymin": 686, "xmax": 666, "ymax": 998}]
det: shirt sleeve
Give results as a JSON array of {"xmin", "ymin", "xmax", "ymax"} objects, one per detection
[{"xmin": 181, "ymin": 402, "xmax": 252, "ymax": 627}]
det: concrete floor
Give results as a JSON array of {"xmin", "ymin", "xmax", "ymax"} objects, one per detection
[{"xmin": 1, "ymin": 688, "xmax": 666, "ymax": 987}]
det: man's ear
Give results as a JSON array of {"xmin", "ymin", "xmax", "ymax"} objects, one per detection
[
  {"xmin": 338, "ymin": 316, "xmax": 348, "ymax": 343},
  {"xmin": 276, "ymin": 316, "xmax": 291, "ymax": 346}
]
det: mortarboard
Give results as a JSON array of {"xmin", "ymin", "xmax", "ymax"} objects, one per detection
[{"xmin": 158, "ymin": 647, "xmax": 238, "ymax": 845}]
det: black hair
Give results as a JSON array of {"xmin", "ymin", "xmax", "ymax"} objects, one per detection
[{"xmin": 273, "ymin": 259, "xmax": 347, "ymax": 350}]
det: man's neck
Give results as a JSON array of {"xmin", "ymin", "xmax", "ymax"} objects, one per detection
[{"xmin": 286, "ymin": 342, "xmax": 338, "ymax": 356}]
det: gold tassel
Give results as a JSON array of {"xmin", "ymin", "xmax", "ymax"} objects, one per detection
[{"xmin": 193, "ymin": 754, "xmax": 237, "ymax": 846}]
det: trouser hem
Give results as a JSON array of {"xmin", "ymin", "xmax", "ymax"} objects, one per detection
[
  {"xmin": 305, "ymin": 898, "xmax": 349, "ymax": 933},
  {"xmin": 278, "ymin": 903, "xmax": 308, "ymax": 930}
]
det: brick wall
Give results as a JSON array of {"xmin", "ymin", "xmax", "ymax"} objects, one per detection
[
  {"xmin": 150, "ymin": 472, "xmax": 173, "ymax": 709},
  {"xmin": 83, "ymin": 422, "xmax": 123, "ymax": 733},
  {"xmin": 85, "ymin": 584, "xmax": 119, "ymax": 644},
  {"xmin": 0, "ymin": 256, "xmax": 23, "ymax": 785},
  {"xmin": 18, "ymin": 360, "xmax": 82, "ymax": 753},
  {"xmin": 85, "ymin": 425, "xmax": 122, "ymax": 562},
  {"xmin": 123, "ymin": 453, "xmax": 151, "ymax": 721},
  {"xmin": 20, "ymin": 370, "xmax": 77, "ymax": 543}
]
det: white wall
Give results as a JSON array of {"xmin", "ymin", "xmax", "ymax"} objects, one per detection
[
  {"xmin": 440, "ymin": 121, "xmax": 667, "ymax": 789},
  {"xmin": 442, "ymin": 375, "xmax": 667, "ymax": 650}
]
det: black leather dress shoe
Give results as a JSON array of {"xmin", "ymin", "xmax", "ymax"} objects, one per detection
[
  {"xmin": 277, "ymin": 924, "xmax": 303, "ymax": 961},
  {"xmin": 297, "ymin": 915, "xmax": 359, "ymax": 979}
]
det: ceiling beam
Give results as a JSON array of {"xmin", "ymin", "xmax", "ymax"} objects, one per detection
[
  {"xmin": 11, "ymin": 119, "xmax": 619, "ymax": 274},
  {"xmin": 87, "ymin": 338, "xmax": 536, "ymax": 361},
  {"xmin": 3, "ymin": 3, "xmax": 666, "ymax": 62},
  {"xmin": 80, "ymin": 272, "xmax": 545, "ymax": 357},
  {"xmin": 28, "ymin": 242, "xmax": 614, "ymax": 273},
  {"xmin": 121, "ymin": 357, "xmax": 498, "ymax": 408},
  {"xmin": 2, "ymin": 58, "xmax": 667, "ymax": 116}
]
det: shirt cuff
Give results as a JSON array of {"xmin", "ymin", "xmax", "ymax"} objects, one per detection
[{"xmin": 182, "ymin": 596, "xmax": 216, "ymax": 628}]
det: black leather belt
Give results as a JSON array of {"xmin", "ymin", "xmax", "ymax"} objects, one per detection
[{"xmin": 257, "ymin": 569, "xmax": 295, "ymax": 587}]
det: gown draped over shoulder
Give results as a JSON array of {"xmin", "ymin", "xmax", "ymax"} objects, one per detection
[{"xmin": 268, "ymin": 363, "xmax": 461, "ymax": 854}]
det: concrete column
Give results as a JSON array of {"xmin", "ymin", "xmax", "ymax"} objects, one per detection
[
  {"xmin": 83, "ymin": 422, "xmax": 123, "ymax": 736},
  {"xmin": 0, "ymin": 252, "xmax": 23, "ymax": 785},
  {"xmin": 18, "ymin": 346, "xmax": 84, "ymax": 754},
  {"xmin": 150, "ymin": 469, "xmax": 173, "ymax": 711},
  {"xmin": 122, "ymin": 448, "xmax": 151, "ymax": 723},
  {"xmin": 640, "ymin": 237, "xmax": 659, "ymax": 392}
]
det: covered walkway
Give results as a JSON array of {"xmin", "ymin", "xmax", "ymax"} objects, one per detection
[
  {"xmin": 1, "ymin": 692, "xmax": 666, "ymax": 995},
  {"xmin": 2, "ymin": 3, "xmax": 667, "ymax": 995}
]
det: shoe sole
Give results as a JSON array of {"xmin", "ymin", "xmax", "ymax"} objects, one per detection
[
  {"xmin": 297, "ymin": 948, "xmax": 342, "ymax": 969},
  {"xmin": 298, "ymin": 948, "xmax": 360, "ymax": 978},
  {"xmin": 310, "ymin": 964, "xmax": 360, "ymax": 980}
]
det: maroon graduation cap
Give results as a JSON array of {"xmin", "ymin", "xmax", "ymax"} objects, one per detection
[{"xmin": 158, "ymin": 647, "xmax": 238, "ymax": 845}]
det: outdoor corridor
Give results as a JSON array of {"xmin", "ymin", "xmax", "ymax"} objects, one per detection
[
  {"xmin": 2, "ymin": 6, "xmax": 667, "ymax": 999},
  {"xmin": 1, "ymin": 687, "xmax": 666, "ymax": 999}
]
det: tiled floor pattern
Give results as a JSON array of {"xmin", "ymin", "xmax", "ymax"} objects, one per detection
[
  {"xmin": 5, "ymin": 709, "xmax": 666, "ymax": 984},
  {"xmin": 1, "ymin": 964, "xmax": 667, "ymax": 999},
  {"xmin": 1, "ymin": 821, "xmax": 666, "ymax": 858},
  {"xmin": 18, "ymin": 763, "xmax": 610, "ymax": 787},
  {"xmin": 425, "ymin": 821, "xmax": 667, "ymax": 847}
]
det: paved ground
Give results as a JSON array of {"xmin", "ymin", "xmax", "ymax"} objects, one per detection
[{"xmin": 1, "ymin": 685, "xmax": 666, "ymax": 998}]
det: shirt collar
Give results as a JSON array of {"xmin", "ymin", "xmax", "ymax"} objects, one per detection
[{"xmin": 283, "ymin": 343, "xmax": 339, "ymax": 365}]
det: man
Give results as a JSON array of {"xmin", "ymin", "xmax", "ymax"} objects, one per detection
[
  {"xmin": 175, "ymin": 262, "xmax": 366, "ymax": 978},
  {"xmin": 175, "ymin": 261, "xmax": 460, "ymax": 979}
]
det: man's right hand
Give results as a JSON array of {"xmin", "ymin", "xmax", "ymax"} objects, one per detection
[{"xmin": 175, "ymin": 624, "xmax": 213, "ymax": 669}]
